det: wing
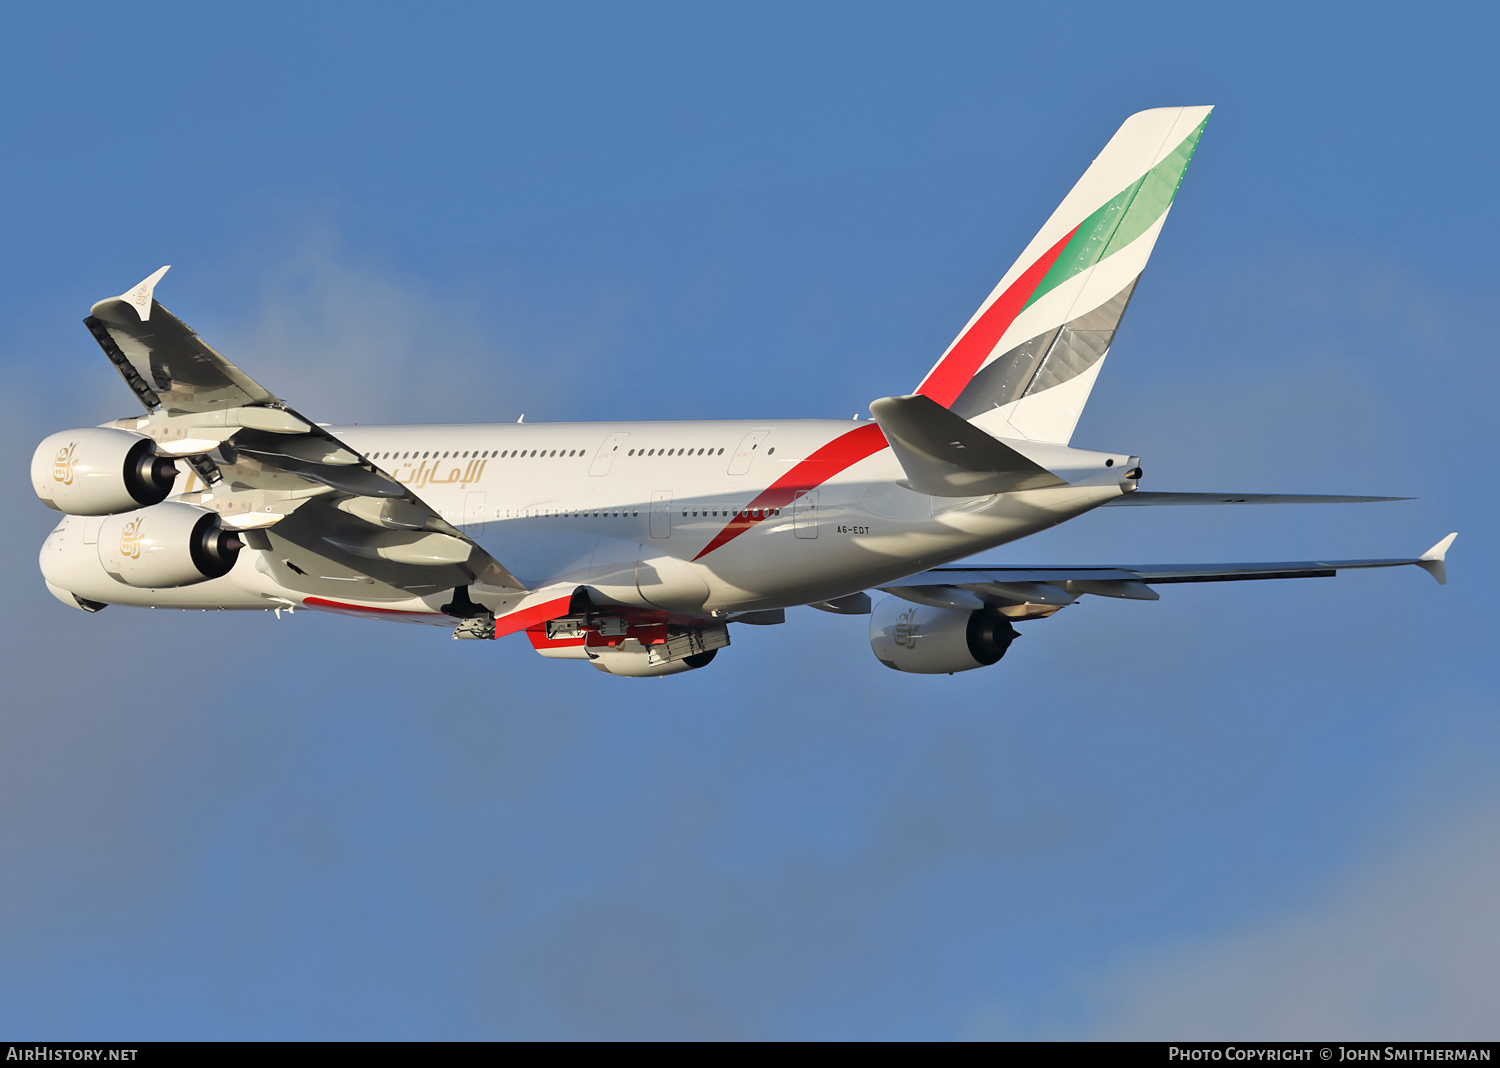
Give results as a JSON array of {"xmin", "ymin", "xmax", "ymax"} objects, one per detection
[
  {"xmin": 877, "ymin": 534, "xmax": 1458, "ymax": 615},
  {"xmin": 1104, "ymin": 491, "xmax": 1411, "ymax": 505},
  {"xmin": 86, "ymin": 268, "xmax": 525, "ymax": 600}
]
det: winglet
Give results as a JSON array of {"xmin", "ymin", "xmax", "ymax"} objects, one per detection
[
  {"xmin": 1416, "ymin": 532, "xmax": 1458, "ymax": 585},
  {"xmin": 117, "ymin": 265, "xmax": 171, "ymax": 322}
]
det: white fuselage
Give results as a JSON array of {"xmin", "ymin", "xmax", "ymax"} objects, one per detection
[{"xmin": 40, "ymin": 418, "xmax": 1136, "ymax": 622}]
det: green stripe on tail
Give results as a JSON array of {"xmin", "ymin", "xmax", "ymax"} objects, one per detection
[{"xmin": 1021, "ymin": 116, "xmax": 1208, "ymax": 313}]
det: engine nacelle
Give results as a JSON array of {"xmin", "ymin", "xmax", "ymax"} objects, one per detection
[
  {"xmin": 528, "ymin": 614, "xmax": 728, "ymax": 676},
  {"xmin": 31, "ymin": 428, "xmax": 179, "ymax": 515},
  {"xmin": 869, "ymin": 596, "xmax": 1019, "ymax": 674},
  {"xmin": 97, "ymin": 502, "xmax": 244, "ymax": 588},
  {"xmin": 588, "ymin": 640, "xmax": 719, "ymax": 677}
]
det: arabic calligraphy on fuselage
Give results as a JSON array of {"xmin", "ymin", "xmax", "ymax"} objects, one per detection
[{"xmin": 390, "ymin": 458, "xmax": 488, "ymax": 491}]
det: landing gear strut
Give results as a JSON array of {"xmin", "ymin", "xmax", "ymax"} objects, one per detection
[{"xmin": 444, "ymin": 586, "xmax": 496, "ymax": 640}]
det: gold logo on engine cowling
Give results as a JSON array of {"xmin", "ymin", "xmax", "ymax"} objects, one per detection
[
  {"xmin": 894, "ymin": 608, "xmax": 919, "ymax": 649},
  {"xmin": 52, "ymin": 441, "xmax": 78, "ymax": 485},
  {"xmin": 119, "ymin": 517, "xmax": 144, "ymax": 560}
]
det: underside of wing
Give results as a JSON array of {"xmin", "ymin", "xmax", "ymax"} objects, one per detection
[
  {"xmin": 1105, "ymin": 491, "xmax": 1411, "ymax": 506},
  {"xmin": 86, "ymin": 269, "xmax": 525, "ymax": 601},
  {"xmin": 876, "ymin": 534, "xmax": 1457, "ymax": 619}
]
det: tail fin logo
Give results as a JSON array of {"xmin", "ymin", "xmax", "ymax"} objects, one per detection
[
  {"xmin": 52, "ymin": 441, "xmax": 78, "ymax": 485},
  {"xmin": 119, "ymin": 517, "xmax": 144, "ymax": 560},
  {"xmin": 914, "ymin": 106, "xmax": 1211, "ymax": 444}
]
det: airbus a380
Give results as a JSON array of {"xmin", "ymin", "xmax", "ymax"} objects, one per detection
[{"xmin": 32, "ymin": 107, "xmax": 1456, "ymax": 677}]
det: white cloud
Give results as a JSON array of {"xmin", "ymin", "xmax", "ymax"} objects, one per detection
[
  {"xmin": 1084, "ymin": 806, "xmax": 1500, "ymax": 1040},
  {"xmin": 205, "ymin": 230, "xmax": 523, "ymax": 426}
]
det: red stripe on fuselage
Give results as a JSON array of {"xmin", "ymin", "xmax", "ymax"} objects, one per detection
[
  {"xmin": 493, "ymin": 595, "xmax": 574, "ymax": 639},
  {"xmin": 692, "ymin": 421, "xmax": 889, "ymax": 561},
  {"xmin": 303, "ymin": 596, "xmax": 447, "ymax": 617},
  {"xmin": 303, "ymin": 593, "xmax": 573, "ymax": 641},
  {"xmin": 915, "ymin": 224, "xmax": 1079, "ymax": 408}
]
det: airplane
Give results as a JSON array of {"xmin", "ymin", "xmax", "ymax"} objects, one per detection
[{"xmin": 31, "ymin": 106, "xmax": 1456, "ymax": 677}]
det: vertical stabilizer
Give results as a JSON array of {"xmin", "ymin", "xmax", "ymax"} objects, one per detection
[{"xmin": 915, "ymin": 106, "xmax": 1211, "ymax": 444}]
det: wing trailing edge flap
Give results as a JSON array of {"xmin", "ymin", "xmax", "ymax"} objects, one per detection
[
  {"xmin": 87, "ymin": 268, "xmax": 526, "ymax": 593},
  {"xmin": 880, "ymin": 533, "xmax": 1459, "ymax": 611},
  {"xmin": 869, "ymin": 394, "xmax": 1066, "ymax": 496}
]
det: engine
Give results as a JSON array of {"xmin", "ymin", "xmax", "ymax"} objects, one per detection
[
  {"xmin": 97, "ymin": 502, "xmax": 244, "ymax": 588},
  {"xmin": 869, "ymin": 596, "xmax": 1019, "ymax": 674},
  {"xmin": 31, "ymin": 428, "xmax": 179, "ymax": 515}
]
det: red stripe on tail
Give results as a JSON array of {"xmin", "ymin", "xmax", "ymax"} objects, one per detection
[{"xmin": 915, "ymin": 225, "xmax": 1079, "ymax": 408}]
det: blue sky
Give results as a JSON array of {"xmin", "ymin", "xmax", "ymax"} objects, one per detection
[{"xmin": 2, "ymin": 1, "xmax": 1496, "ymax": 1040}]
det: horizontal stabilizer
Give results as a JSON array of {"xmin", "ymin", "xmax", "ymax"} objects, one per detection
[
  {"xmin": 1105, "ymin": 491, "xmax": 1412, "ymax": 506},
  {"xmin": 869, "ymin": 394, "xmax": 1066, "ymax": 497}
]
